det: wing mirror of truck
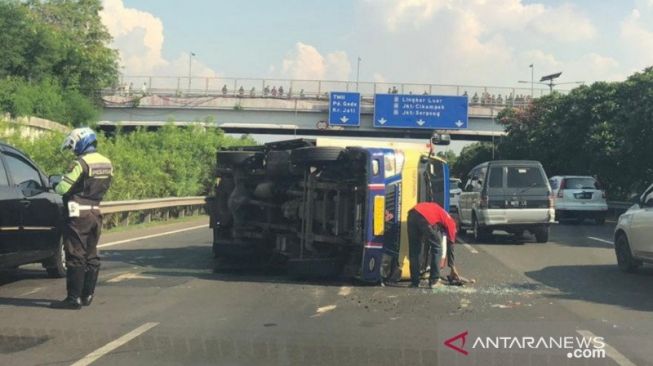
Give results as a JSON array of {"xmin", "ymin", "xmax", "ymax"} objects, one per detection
[{"xmin": 431, "ymin": 133, "xmax": 451, "ymax": 146}]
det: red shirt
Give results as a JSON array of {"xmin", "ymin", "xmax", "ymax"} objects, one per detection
[{"xmin": 413, "ymin": 202, "xmax": 457, "ymax": 243}]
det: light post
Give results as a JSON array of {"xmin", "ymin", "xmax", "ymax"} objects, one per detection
[
  {"xmin": 519, "ymin": 72, "xmax": 584, "ymax": 95},
  {"xmin": 356, "ymin": 57, "xmax": 362, "ymax": 91},
  {"xmin": 529, "ymin": 64, "xmax": 534, "ymax": 98},
  {"xmin": 188, "ymin": 52, "xmax": 196, "ymax": 92}
]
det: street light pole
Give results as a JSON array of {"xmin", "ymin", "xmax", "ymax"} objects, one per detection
[
  {"xmin": 188, "ymin": 52, "xmax": 195, "ymax": 92},
  {"xmin": 529, "ymin": 63, "xmax": 534, "ymax": 98},
  {"xmin": 356, "ymin": 57, "xmax": 361, "ymax": 92}
]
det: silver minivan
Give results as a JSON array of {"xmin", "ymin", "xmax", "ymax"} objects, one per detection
[{"xmin": 459, "ymin": 160, "xmax": 555, "ymax": 243}]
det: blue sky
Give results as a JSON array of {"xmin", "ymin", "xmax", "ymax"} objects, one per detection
[{"xmin": 101, "ymin": 0, "xmax": 653, "ymax": 87}]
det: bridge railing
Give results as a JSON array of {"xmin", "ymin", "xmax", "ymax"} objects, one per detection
[{"xmin": 106, "ymin": 75, "xmax": 563, "ymax": 108}]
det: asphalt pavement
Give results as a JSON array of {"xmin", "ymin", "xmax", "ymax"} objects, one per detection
[{"xmin": 0, "ymin": 217, "xmax": 652, "ymax": 366}]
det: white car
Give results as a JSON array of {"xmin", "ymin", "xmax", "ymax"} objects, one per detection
[
  {"xmin": 614, "ymin": 184, "xmax": 653, "ymax": 273},
  {"xmin": 449, "ymin": 178, "xmax": 462, "ymax": 208},
  {"xmin": 549, "ymin": 175, "xmax": 608, "ymax": 224}
]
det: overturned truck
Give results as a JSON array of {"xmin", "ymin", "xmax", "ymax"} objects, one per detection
[{"xmin": 208, "ymin": 138, "xmax": 450, "ymax": 283}]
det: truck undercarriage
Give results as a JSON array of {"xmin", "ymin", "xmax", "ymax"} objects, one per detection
[{"xmin": 210, "ymin": 139, "xmax": 372, "ymax": 278}]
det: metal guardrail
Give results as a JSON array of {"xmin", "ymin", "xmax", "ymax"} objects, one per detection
[
  {"xmin": 100, "ymin": 196, "xmax": 208, "ymax": 228},
  {"xmin": 100, "ymin": 196, "xmax": 207, "ymax": 214}
]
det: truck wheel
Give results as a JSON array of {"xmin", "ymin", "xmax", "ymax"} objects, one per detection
[
  {"xmin": 216, "ymin": 151, "xmax": 259, "ymax": 168},
  {"xmin": 43, "ymin": 238, "xmax": 66, "ymax": 278},
  {"xmin": 615, "ymin": 234, "xmax": 641, "ymax": 273},
  {"xmin": 291, "ymin": 147, "xmax": 344, "ymax": 164},
  {"xmin": 595, "ymin": 216, "xmax": 606, "ymax": 225},
  {"xmin": 534, "ymin": 226, "xmax": 549, "ymax": 243}
]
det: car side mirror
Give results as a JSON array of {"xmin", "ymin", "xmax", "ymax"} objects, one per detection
[{"xmin": 49, "ymin": 175, "xmax": 63, "ymax": 190}]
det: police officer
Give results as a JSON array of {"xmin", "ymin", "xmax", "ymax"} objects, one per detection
[
  {"xmin": 407, "ymin": 202, "xmax": 458, "ymax": 288},
  {"xmin": 51, "ymin": 128, "xmax": 113, "ymax": 310}
]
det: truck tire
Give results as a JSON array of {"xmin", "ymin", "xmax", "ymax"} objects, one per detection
[
  {"xmin": 43, "ymin": 238, "xmax": 66, "ymax": 278},
  {"xmin": 216, "ymin": 151, "xmax": 259, "ymax": 168},
  {"xmin": 534, "ymin": 226, "xmax": 549, "ymax": 243},
  {"xmin": 291, "ymin": 147, "xmax": 344, "ymax": 165}
]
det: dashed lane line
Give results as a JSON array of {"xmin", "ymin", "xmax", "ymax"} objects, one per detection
[
  {"xmin": 18, "ymin": 287, "xmax": 42, "ymax": 297},
  {"xmin": 70, "ymin": 322, "xmax": 159, "ymax": 366},
  {"xmin": 97, "ymin": 224, "xmax": 209, "ymax": 249},
  {"xmin": 456, "ymin": 237, "xmax": 479, "ymax": 254},
  {"xmin": 576, "ymin": 330, "xmax": 637, "ymax": 366},
  {"xmin": 310, "ymin": 305, "xmax": 337, "ymax": 318},
  {"xmin": 587, "ymin": 236, "xmax": 613, "ymax": 245},
  {"xmin": 338, "ymin": 286, "xmax": 352, "ymax": 296}
]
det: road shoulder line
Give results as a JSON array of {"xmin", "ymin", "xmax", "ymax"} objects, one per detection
[{"xmin": 98, "ymin": 224, "xmax": 209, "ymax": 248}]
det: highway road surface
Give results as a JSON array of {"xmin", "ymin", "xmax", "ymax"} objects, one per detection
[{"xmin": 1, "ymin": 217, "xmax": 651, "ymax": 366}]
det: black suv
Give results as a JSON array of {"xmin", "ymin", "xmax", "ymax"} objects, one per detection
[{"xmin": 0, "ymin": 142, "xmax": 66, "ymax": 277}]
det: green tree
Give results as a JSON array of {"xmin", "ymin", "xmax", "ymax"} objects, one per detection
[
  {"xmin": 452, "ymin": 142, "xmax": 494, "ymax": 179},
  {"xmin": 0, "ymin": 0, "xmax": 118, "ymax": 125}
]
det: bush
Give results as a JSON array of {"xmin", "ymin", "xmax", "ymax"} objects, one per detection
[{"xmin": 0, "ymin": 122, "xmax": 256, "ymax": 201}]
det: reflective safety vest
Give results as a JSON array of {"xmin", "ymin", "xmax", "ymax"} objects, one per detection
[{"xmin": 56, "ymin": 152, "xmax": 113, "ymax": 205}]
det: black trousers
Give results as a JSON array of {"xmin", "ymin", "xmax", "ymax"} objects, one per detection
[
  {"xmin": 407, "ymin": 209, "xmax": 443, "ymax": 285},
  {"xmin": 63, "ymin": 211, "xmax": 102, "ymax": 270}
]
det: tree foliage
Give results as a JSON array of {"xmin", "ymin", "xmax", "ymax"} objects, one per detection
[
  {"xmin": 0, "ymin": 0, "xmax": 118, "ymax": 125},
  {"xmin": 1, "ymin": 122, "xmax": 256, "ymax": 200},
  {"xmin": 450, "ymin": 142, "xmax": 494, "ymax": 179},
  {"xmin": 478, "ymin": 67, "xmax": 653, "ymax": 199}
]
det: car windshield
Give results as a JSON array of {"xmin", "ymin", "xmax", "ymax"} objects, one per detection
[
  {"xmin": 506, "ymin": 166, "xmax": 547, "ymax": 188},
  {"xmin": 564, "ymin": 177, "xmax": 600, "ymax": 190}
]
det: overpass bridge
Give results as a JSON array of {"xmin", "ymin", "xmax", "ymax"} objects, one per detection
[{"xmin": 100, "ymin": 76, "xmax": 551, "ymax": 140}]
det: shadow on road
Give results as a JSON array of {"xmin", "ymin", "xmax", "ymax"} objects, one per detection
[
  {"xmin": 0, "ymin": 297, "xmax": 52, "ymax": 308},
  {"xmin": 0, "ymin": 269, "xmax": 49, "ymax": 287},
  {"xmin": 525, "ymin": 264, "xmax": 653, "ymax": 312},
  {"xmin": 102, "ymin": 246, "xmax": 361, "ymax": 288}
]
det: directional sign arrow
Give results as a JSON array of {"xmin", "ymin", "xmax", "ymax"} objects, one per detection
[
  {"xmin": 378, "ymin": 117, "xmax": 387, "ymax": 125},
  {"xmin": 416, "ymin": 119, "xmax": 426, "ymax": 126},
  {"xmin": 340, "ymin": 116, "xmax": 349, "ymax": 123},
  {"xmin": 455, "ymin": 120, "xmax": 464, "ymax": 128}
]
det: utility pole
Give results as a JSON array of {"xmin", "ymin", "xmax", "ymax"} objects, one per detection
[
  {"xmin": 188, "ymin": 52, "xmax": 195, "ymax": 92},
  {"xmin": 529, "ymin": 63, "xmax": 534, "ymax": 98},
  {"xmin": 356, "ymin": 57, "xmax": 362, "ymax": 91}
]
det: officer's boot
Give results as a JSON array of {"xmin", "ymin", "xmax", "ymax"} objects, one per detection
[
  {"xmin": 50, "ymin": 267, "xmax": 84, "ymax": 310},
  {"xmin": 81, "ymin": 268, "xmax": 99, "ymax": 306}
]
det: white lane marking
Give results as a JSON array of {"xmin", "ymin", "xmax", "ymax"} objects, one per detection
[
  {"xmin": 456, "ymin": 237, "xmax": 479, "ymax": 254},
  {"xmin": 19, "ymin": 287, "xmax": 42, "ymax": 296},
  {"xmin": 310, "ymin": 304, "xmax": 337, "ymax": 318},
  {"xmin": 98, "ymin": 224, "xmax": 209, "ymax": 248},
  {"xmin": 70, "ymin": 322, "xmax": 159, "ymax": 366},
  {"xmin": 576, "ymin": 330, "xmax": 637, "ymax": 366},
  {"xmin": 106, "ymin": 272, "xmax": 156, "ymax": 283},
  {"xmin": 338, "ymin": 286, "xmax": 352, "ymax": 296},
  {"xmin": 588, "ymin": 236, "xmax": 613, "ymax": 245},
  {"xmin": 462, "ymin": 243, "xmax": 479, "ymax": 254}
]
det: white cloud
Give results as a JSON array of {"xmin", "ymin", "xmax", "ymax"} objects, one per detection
[
  {"xmin": 356, "ymin": 0, "xmax": 610, "ymax": 85},
  {"xmin": 621, "ymin": 8, "xmax": 653, "ymax": 66},
  {"xmin": 377, "ymin": 0, "xmax": 595, "ymax": 42},
  {"xmin": 100, "ymin": 0, "xmax": 219, "ymax": 77},
  {"xmin": 529, "ymin": 4, "xmax": 596, "ymax": 42},
  {"xmin": 279, "ymin": 42, "xmax": 351, "ymax": 80}
]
